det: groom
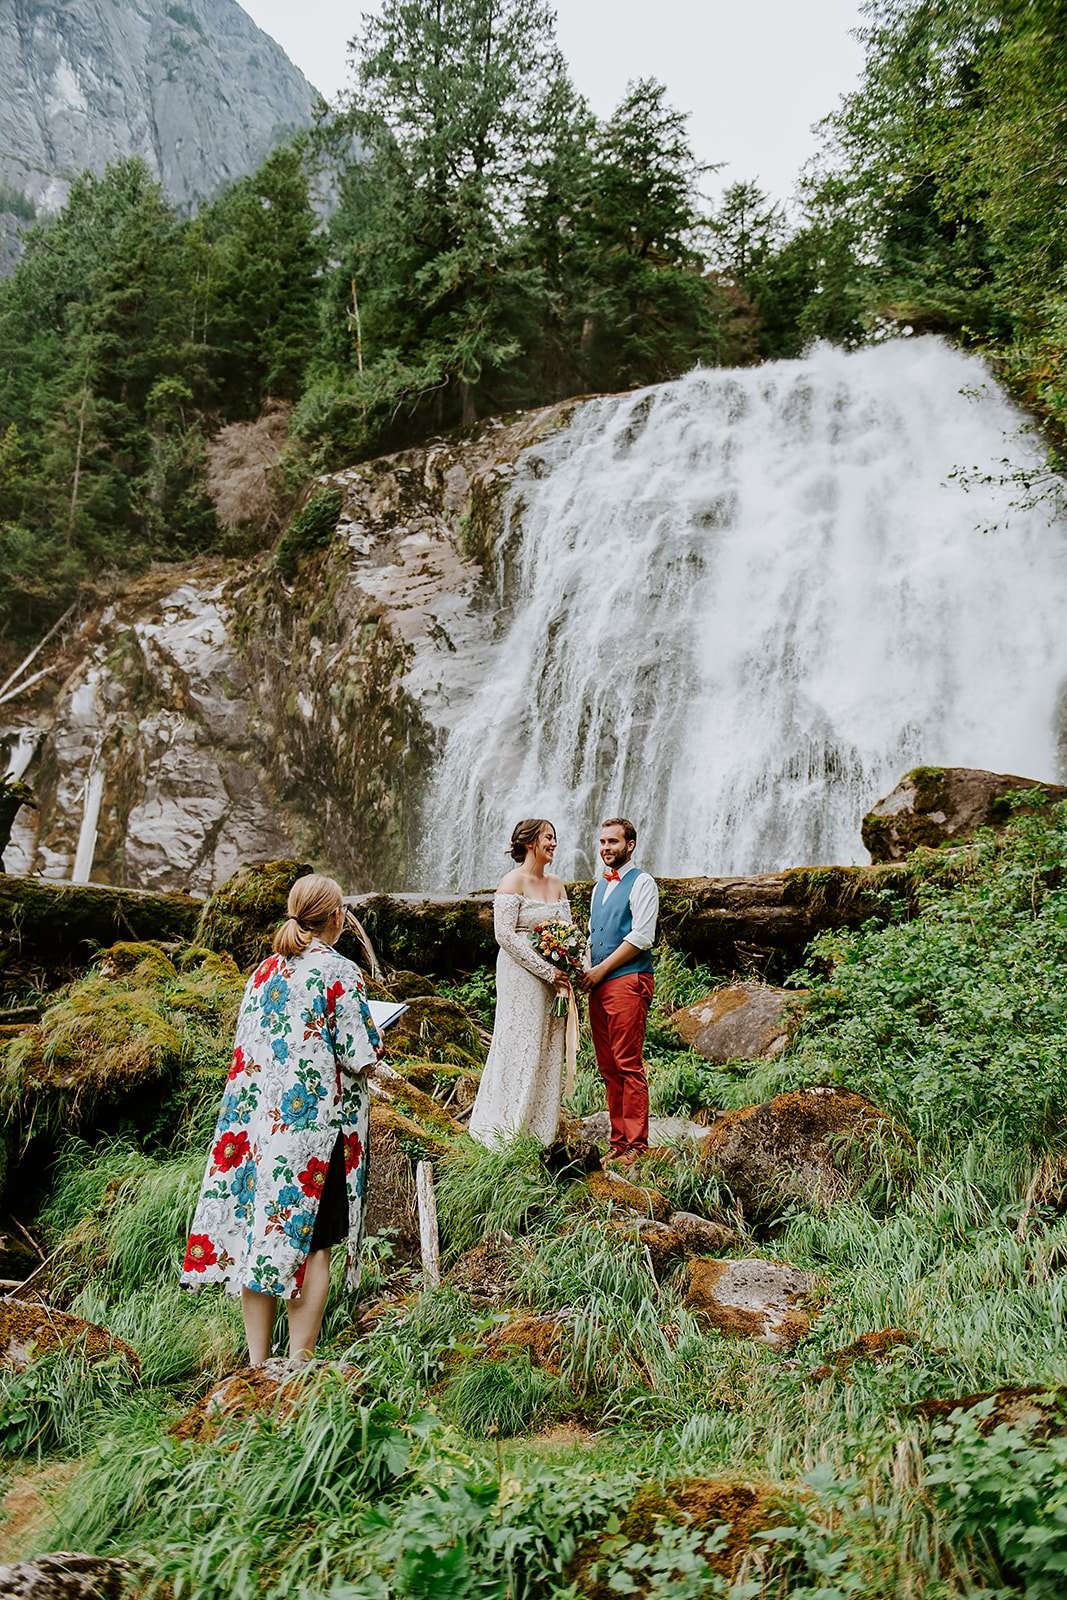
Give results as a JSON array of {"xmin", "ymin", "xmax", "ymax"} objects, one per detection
[{"xmin": 580, "ymin": 817, "xmax": 659, "ymax": 1168}]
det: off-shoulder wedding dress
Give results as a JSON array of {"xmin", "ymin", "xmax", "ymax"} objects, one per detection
[{"xmin": 469, "ymin": 892, "xmax": 570, "ymax": 1145}]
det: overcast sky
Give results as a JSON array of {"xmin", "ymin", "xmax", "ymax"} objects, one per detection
[{"xmin": 239, "ymin": 0, "xmax": 869, "ymax": 209}]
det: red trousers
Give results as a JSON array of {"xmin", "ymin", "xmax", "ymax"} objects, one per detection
[{"xmin": 589, "ymin": 971, "xmax": 654, "ymax": 1155}]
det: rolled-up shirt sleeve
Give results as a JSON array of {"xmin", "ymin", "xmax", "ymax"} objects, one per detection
[{"xmin": 626, "ymin": 873, "xmax": 659, "ymax": 950}]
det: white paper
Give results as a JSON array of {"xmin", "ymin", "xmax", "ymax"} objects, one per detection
[{"xmin": 367, "ymin": 998, "xmax": 409, "ymax": 1033}]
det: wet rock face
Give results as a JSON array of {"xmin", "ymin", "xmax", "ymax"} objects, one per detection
[
  {"xmin": 698, "ymin": 1087, "xmax": 896, "ymax": 1223},
  {"xmin": 668, "ymin": 983, "xmax": 806, "ymax": 1064},
  {"xmin": 237, "ymin": 402, "xmax": 578, "ymax": 890},
  {"xmin": 20, "ymin": 570, "xmax": 301, "ymax": 894},
  {"xmin": 12, "ymin": 404, "xmax": 577, "ymax": 896},
  {"xmin": 862, "ymin": 766, "xmax": 1067, "ymax": 862}
]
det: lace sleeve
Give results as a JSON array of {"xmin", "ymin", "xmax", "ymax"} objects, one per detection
[{"xmin": 494, "ymin": 894, "xmax": 557, "ymax": 982}]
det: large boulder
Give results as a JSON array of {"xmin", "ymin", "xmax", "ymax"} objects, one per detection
[
  {"xmin": 862, "ymin": 766, "xmax": 1067, "ymax": 862},
  {"xmin": 668, "ymin": 983, "xmax": 806, "ymax": 1064},
  {"xmin": 385, "ymin": 996, "xmax": 486, "ymax": 1071},
  {"xmin": 0, "ymin": 1299, "xmax": 139, "ymax": 1374},
  {"xmin": 685, "ymin": 1258, "xmax": 814, "ymax": 1348},
  {"xmin": 698, "ymin": 1087, "xmax": 897, "ymax": 1222},
  {"xmin": 0, "ymin": 1553, "xmax": 132, "ymax": 1599},
  {"xmin": 195, "ymin": 859, "xmax": 313, "ymax": 971}
]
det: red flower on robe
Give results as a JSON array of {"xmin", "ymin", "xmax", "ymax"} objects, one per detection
[
  {"xmin": 226, "ymin": 1044, "xmax": 247, "ymax": 1082},
  {"xmin": 183, "ymin": 1234, "xmax": 217, "ymax": 1272},
  {"xmin": 326, "ymin": 980, "xmax": 344, "ymax": 1015},
  {"xmin": 213, "ymin": 1130, "xmax": 250, "ymax": 1171},
  {"xmin": 298, "ymin": 1156, "xmax": 330, "ymax": 1198},
  {"xmin": 253, "ymin": 955, "xmax": 281, "ymax": 989},
  {"xmin": 343, "ymin": 1131, "xmax": 363, "ymax": 1172}
]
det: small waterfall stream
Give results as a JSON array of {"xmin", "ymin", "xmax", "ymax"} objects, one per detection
[{"xmin": 419, "ymin": 338, "xmax": 1067, "ymax": 887}]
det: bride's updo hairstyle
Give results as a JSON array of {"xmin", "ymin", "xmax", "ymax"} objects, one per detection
[
  {"xmin": 273, "ymin": 874, "xmax": 343, "ymax": 958},
  {"xmin": 507, "ymin": 818, "xmax": 554, "ymax": 863}
]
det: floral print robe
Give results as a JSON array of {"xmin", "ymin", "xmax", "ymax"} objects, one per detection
[{"xmin": 180, "ymin": 942, "xmax": 382, "ymax": 1299}]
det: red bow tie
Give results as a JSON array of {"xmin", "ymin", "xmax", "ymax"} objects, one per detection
[{"xmin": 604, "ymin": 869, "xmax": 621, "ymax": 882}]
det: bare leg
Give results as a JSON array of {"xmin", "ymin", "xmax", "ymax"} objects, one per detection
[
  {"xmin": 286, "ymin": 1246, "xmax": 332, "ymax": 1363},
  {"xmin": 241, "ymin": 1286, "xmax": 278, "ymax": 1366}
]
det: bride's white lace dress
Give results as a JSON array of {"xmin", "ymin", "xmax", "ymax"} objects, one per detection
[{"xmin": 469, "ymin": 893, "xmax": 570, "ymax": 1146}]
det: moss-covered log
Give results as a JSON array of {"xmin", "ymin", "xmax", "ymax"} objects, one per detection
[
  {"xmin": 351, "ymin": 858, "xmax": 962, "ymax": 979},
  {"xmin": 0, "ymin": 874, "xmax": 201, "ymax": 978},
  {"xmin": 351, "ymin": 892, "xmax": 497, "ymax": 974}
]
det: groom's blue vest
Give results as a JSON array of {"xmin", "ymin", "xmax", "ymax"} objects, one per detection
[{"xmin": 590, "ymin": 867, "xmax": 655, "ymax": 981}]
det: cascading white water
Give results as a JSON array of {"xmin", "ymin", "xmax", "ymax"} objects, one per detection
[{"xmin": 419, "ymin": 337, "xmax": 1067, "ymax": 887}]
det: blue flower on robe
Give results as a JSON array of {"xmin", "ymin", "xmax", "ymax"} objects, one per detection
[
  {"xmin": 280, "ymin": 1082, "xmax": 325, "ymax": 1130},
  {"xmin": 278, "ymin": 1184, "xmax": 302, "ymax": 1209},
  {"xmin": 354, "ymin": 1161, "xmax": 367, "ymax": 1199},
  {"xmin": 272, "ymin": 1037, "xmax": 290, "ymax": 1064},
  {"xmin": 217, "ymin": 1091, "xmax": 248, "ymax": 1132},
  {"xmin": 231, "ymin": 1162, "xmax": 256, "ymax": 1217},
  {"xmin": 284, "ymin": 1211, "xmax": 316, "ymax": 1251},
  {"xmin": 261, "ymin": 977, "xmax": 290, "ymax": 1017}
]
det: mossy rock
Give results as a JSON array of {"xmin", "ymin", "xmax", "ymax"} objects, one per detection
[
  {"xmin": 97, "ymin": 942, "xmax": 178, "ymax": 984},
  {"xmin": 0, "ymin": 942, "xmax": 246, "ymax": 1139},
  {"xmin": 387, "ymin": 970, "xmax": 438, "ymax": 999},
  {"xmin": 398, "ymin": 1058, "xmax": 480, "ymax": 1104},
  {"xmin": 195, "ymin": 860, "xmax": 314, "ymax": 971},
  {"xmin": 385, "ymin": 996, "xmax": 487, "ymax": 1070}
]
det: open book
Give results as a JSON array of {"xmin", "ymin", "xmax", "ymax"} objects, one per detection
[{"xmin": 367, "ymin": 998, "xmax": 409, "ymax": 1034}]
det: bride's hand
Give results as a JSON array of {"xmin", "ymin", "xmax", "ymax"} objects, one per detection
[{"xmin": 551, "ymin": 973, "xmax": 569, "ymax": 994}]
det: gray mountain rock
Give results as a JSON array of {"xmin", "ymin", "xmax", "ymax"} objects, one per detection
[{"xmin": 0, "ymin": 0, "xmax": 317, "ymax": 240}]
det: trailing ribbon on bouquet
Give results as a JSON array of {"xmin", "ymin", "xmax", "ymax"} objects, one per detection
[{"xmin": 564, "ymin": 985, "xmax": 579, "ymax": 1102}]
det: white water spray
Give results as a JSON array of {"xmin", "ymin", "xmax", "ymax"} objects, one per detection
[{"xmin": 420, "ymin": 338, "xmax": 1067, "ymax": 886}]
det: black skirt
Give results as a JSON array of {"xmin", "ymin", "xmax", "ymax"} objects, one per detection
[{"xmin": 309, "ymin": 1132, "xmax": 349, "ymax": 1251}]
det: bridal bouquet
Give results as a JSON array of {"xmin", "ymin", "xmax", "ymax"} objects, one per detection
[{"xmin": 529, "ymin": 920, "xmax": 586, "ymax": 1015}]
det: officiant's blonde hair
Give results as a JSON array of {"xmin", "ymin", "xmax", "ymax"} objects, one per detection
[
  {"xmin": 273, "ymin": 874, "xmax": 343, "ymax": 958},
  {"xmin": 508, "ymin": 818, "xmax": 555, "ymax": 862}
]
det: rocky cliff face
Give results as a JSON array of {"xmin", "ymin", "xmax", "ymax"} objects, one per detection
[
  {"xmin": 0, "ymin": 0, "xmax": 316, "ymax": 238},
  {"xmin": 0, "ymin": 404, "xmax": 577, "ymax": 895}
]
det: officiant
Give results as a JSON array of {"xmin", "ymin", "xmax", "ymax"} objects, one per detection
[{"xmin": 179, "ymin": 874, "xmax": 384, "ymax": 1365}]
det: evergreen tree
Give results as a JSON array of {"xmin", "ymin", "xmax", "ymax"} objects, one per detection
[
  {"xmin": 204, "ymin": 140, "xmax": 324, "ymax": 418},
  {"xmin": 578, "ymin": 79, "xmax": 735, "ymax": 388},
  {"xmin": 0, "ymin": 159, "xmax": 217, "ymax": 639}
]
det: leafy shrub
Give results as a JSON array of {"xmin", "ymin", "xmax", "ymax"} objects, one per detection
[
  {"xmin": 768, "ymin": 807, "xmax": 1067, "ymax": 1153},
  {"xmin": 926, "ymin": 1401, "xmax": 1067, "ymax": 1598},
  {"xmin": 273, "ymin": 486, "xmax": 342, "ymax": 579}
]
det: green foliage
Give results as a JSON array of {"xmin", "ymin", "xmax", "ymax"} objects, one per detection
[
  {"xmin": 775, "ymin": 805, "xmax": 1067, "ymax": 1153},
  {"xmin": 447, "ymin": 1355, "xmax": 560, "ymax": 1438},
  {"xmin": 435, "ymin": 1133, "xmax": 562, "ymax": 1259},
  {"xmin": 927, "ymin": 1400, "xmax": 1067, "ymax": 1596},
  {"xmin": 0, "ymin": 183, "xmax": 36, "ymax": 222},
  {"xmin": 273, "ymin": 485, "xmax": 342, "ymax": 580},
  {"xmin": 0, "ymin": 1347, "xmax": 137, "ymax": 1459}
]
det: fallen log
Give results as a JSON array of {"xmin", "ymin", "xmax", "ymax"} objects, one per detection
[
  {"xmin": 350, "ymin": 863, "xmax": 919, "ymax": 979},
  {"xmin": 0, "ymin": 874, "xmax": 202, "ymax": 974}
]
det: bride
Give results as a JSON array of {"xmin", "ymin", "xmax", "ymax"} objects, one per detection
[{"xmin": 469, "ymin": 818, "xmax": 572, "ymax": 1145}]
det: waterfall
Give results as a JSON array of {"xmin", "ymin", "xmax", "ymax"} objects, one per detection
[{"xmin": 419, "ymin": 337, "xmax": 1067, "ymax": 887}]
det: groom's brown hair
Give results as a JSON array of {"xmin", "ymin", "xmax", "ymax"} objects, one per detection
[{"xmin": 601, "ymin": 816, "xmax": 636, "ymax": 845}]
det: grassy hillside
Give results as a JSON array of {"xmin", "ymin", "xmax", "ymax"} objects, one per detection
[{"xmin": 1, "ymin": 804, "xmax": 1066, "ymax": 1594}]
